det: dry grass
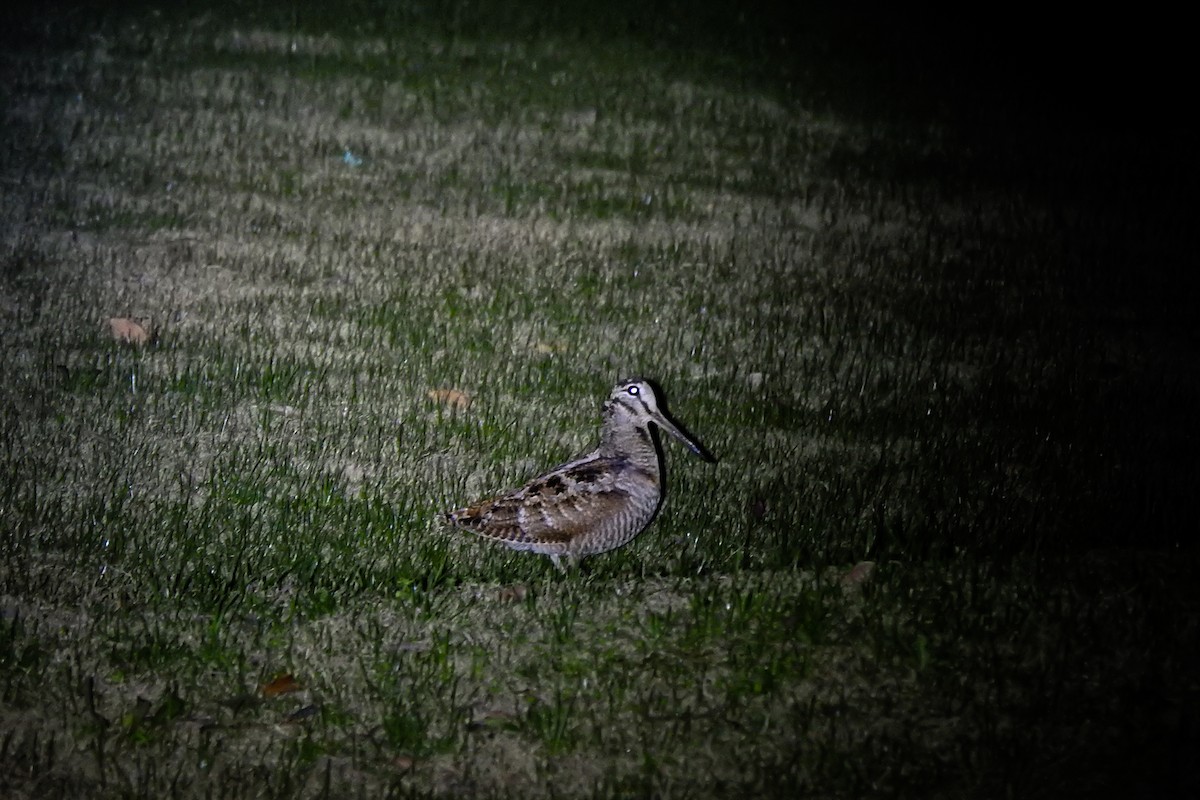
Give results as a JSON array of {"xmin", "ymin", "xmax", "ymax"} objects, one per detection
[{"xmin": 1, "ymin": 3, "xmax": 1197, "ymax": 798}]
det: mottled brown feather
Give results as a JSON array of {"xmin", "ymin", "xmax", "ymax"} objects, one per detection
[
  {"xmin": 444, "ymin": 379, "xmax": 712, "ymax": 570},
  {"xmin": 447, "ymin": 457, "xmax": 655, "ymax": 545}
]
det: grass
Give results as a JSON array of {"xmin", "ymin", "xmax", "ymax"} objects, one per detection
[{"xmin": 1, "ymin": 1, "xmax": 1198, "ymax": 798}]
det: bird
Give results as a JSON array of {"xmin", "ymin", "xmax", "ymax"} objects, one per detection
[{"xmin": 444, "ymin": 378, "xmax": 715, "ymax": 571}]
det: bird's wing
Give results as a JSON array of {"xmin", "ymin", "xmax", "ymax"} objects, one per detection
[{"xmin": 446, "ymin": 456, "xmax": 655, "ymax": 546}]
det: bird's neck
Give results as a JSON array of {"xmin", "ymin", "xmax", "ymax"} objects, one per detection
[{"xmin": 599, "ymin": 418, "xmax": 660, "ymax": 469}]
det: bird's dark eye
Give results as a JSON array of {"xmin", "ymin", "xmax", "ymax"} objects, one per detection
[{"xmin": 627, "ymin": 385, "xmax": 639, "ymax": 396}]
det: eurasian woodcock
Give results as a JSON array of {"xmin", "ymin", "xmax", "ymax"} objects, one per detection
[{"xmin": 445, "ymin": 379, "xmax": 715, "ymax": 570}]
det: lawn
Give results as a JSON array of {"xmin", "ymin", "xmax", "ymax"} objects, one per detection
[{"xmin": 1, "ymin": 2, "xmax": 1197, "ymax": 797}]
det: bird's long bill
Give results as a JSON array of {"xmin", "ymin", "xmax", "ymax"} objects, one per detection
[{"xmin": 651, "ymin": 412, "xmax": 717, "ymax": 463}]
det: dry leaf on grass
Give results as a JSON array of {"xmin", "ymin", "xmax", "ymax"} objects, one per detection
[
  {"xmin": 496, "ymin": 584, "xmax": 528, "ymax": 603},
  {"xmin": 427, "ymin": 388, "xmax": 472, "ymax": 410},
  {"xmin": 260, "ymin": 673, "xmax": 302, "ymax": 698},
  {"xmin": 107, "ymin": 317, "xmax": 152, "ymax": 346}
]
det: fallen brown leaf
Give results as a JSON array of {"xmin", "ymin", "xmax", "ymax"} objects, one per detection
[
  {"xmin": 496, "ymin": 584, "xmax": 528, "ymax": 603},
  {"xmin": 427, "ymin": 388, "xmax": 471, "ymax": 410},
  {"xmin": 107, "ymin": 317, "xmax": 152, "ymax": 346},
  {"xmin": 260, "ymin": 673, "xmax": 302, "ymax": 698}
]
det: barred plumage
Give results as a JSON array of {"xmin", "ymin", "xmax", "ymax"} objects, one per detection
[{"xmin": 445, "ymin": 379, "xmax": 715, "ymax": 571}]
